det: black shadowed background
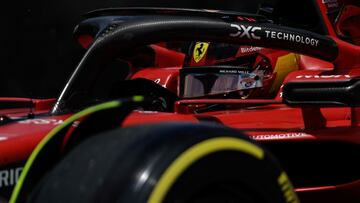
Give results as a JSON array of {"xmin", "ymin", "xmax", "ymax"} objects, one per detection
[{"xmin": 1, "ymin": 0, "xmax": 261, "ymax": 98}]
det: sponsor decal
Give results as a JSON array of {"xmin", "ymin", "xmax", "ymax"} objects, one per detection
[
  {"xmin": 230, "ymin": 24, "xmax": 262, "ymax": 40},
  {"xmin": 251, "ymin": 133, "xmax": 312, "ymax": 140},
  {"xmin": 154, "ymin": 78, "xmax": 161, "ymax": 84},
  {"xmin": 322, "ymin": 0, "xmax": 339, "ymax": 9},
  {"xmin": 18, "ymin": 119, "xmax": 64, "ymax": 125},
  {"xmin": 193, "ymin": 42, "xmax": 209, "ymax": 63},
  {"xmin": 230, "ymin": 24, "xmax": 320, "ymax": 47},
  {"xmin": 219, "ymin": 69, "xmax": 250, "ymax": 74},
  {"xmin": 279, "ymin": 85, "xmax": 284, "ymax": 98},
  {"xmin": 240, "ymin": 46, "xmax": 263, "ymax": 53},
  {"xmin": 295, "ymin": 75, "xmax": 351, "ymax": 79},
  {"xmin": 218, "ymin": 69, "xmax": 263, "ymax": 89},
  {"xmin": 72, "ymin": 120, "xmax": 80, "ymax": 127},
  {"xmin": 0, "ymin": 167, "xmax": 23, "ymax": 188},
  {"xmin": 265, "ymin": 31, "xmax": 319, "ymax": 47}
]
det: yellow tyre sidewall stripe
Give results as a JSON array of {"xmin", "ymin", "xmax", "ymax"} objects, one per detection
[{"xmin": 148, "ymin": 137, "xmax": 264, "ymax": 203}]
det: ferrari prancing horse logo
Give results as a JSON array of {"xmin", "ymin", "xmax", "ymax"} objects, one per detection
[{"xmin": 193, "ymin": 42, "xmax": 209, "ymax": 63}]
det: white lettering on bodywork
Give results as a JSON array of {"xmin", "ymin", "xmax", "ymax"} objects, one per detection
[
  {"xmin": 295, "ymin": 75, "xmax": 351, "ymax": 79},
  {"xmin": 322, "ymin": 0, "xmax": 339, "ymax": 8},
  {"xmin": 251, "ymin": 133, "xmax": 312, "ymax": 140},
  {"xmin": 265, "ymin": 31, "xmax": 319, "ymax": 47},
  {"xmin": 0, "ymin": 167, "xmax": 23, "ymax": 187},
  {"xmin": 18, "ymin": 119, "xmax": 64, "ymax": 125},
  {"xmin": 230, "ymin": 24, "xmax": 262, "ymax": 40},
  {"xmin": 154, "ymin": 78, "xmax": 161, "ymax": 84},
  {"xmin": 240, "ymin": 46, "xmax": 263, "ymax": 53}
]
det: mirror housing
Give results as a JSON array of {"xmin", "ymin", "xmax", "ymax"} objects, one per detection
[{"xmin": 283, "ymin": 78, "xmax": 360, "ymax": 107}]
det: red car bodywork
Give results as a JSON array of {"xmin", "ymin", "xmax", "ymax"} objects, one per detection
[{"xmin": 0, "ymin": 0, "xmax": 359, "ymax": 202}]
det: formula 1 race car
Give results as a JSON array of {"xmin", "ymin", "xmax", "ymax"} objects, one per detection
[{"xmin": 0, "ymin": 0, "xmax": 359, "ymax": 203}]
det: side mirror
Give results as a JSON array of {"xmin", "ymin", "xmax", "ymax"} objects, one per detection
[{"xmin": 282, "ymin": 78, "xmax": 360, "ymax": 107}]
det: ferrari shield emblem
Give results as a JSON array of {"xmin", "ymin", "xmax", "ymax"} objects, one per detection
[{"xmin": 193, "ymin": 42, "xmax": 209, "ymax": 63}]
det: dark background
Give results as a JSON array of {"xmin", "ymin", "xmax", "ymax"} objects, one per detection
[{"xmin": 1, "ymin": 0, "xmax": 261, "ymax": 98}]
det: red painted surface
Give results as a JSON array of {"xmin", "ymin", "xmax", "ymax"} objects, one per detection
[
  {"xmin": 131, "ymin": 67, "xmax": 180, "ymax": 94},
  {"xmin": 151, "ymin": 45, "xmax": 185, "ymax": 68},
  {"xmin": 298, "ymin": 55, "xmax": 334, "ymax": 71},
  {"xmin": 0, "ymin": 114, "xmax": 71, "ymax": 165},
  {"xmin": 77, "ymin": 34, "xmax": 94, "ymax": 49},
  {"xmin": 0, "ymin": 1, "xmax": 359, "ymax": 202}
]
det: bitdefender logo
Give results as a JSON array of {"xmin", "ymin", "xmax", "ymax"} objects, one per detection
[{"xmin": 230, "ymin": 24, "xmax": 262, "ymax": 40}]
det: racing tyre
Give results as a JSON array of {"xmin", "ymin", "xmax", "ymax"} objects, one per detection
[{"xmin": 28, "ymin": 122, "xmax": 299, "ymax": 203}]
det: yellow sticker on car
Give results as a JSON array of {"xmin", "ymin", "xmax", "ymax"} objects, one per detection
[{"xmin": 193, "ymin": 42, "xmax": 209, "ymax": 63}]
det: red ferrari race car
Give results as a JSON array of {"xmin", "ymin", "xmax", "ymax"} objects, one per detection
[{"xmin": 1, "ymin": 0, "xmax": 359, "ymax": 202}]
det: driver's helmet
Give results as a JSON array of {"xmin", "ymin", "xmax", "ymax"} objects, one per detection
[
  {"xmin": 335, "ymin": 2, "xmax": 360, "ymax": 45},
  {"xmin": 179, "ymin": 42, "xmax": 298, "ymax": 99}
]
